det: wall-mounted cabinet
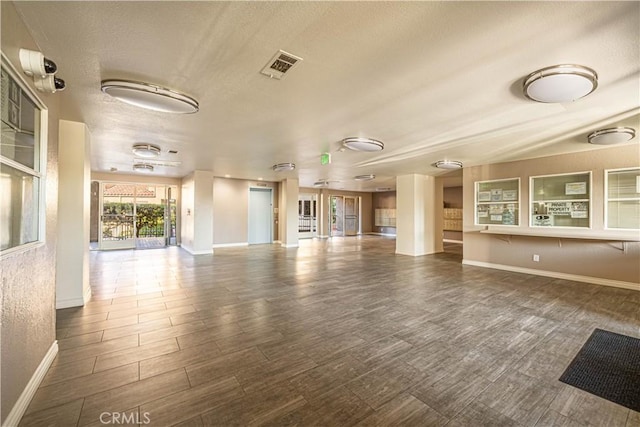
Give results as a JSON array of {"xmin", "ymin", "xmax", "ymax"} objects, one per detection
[
  {"xmin": 474, "ymin": 178, "xmax": 520, "ymax": 226},
  {"xmin": 530, "ymin": 172, "xmax": 591, "ymax": 228},
  {"xmin": 606, "ymin": 168, "xmax": 640, "ymax": 230}
]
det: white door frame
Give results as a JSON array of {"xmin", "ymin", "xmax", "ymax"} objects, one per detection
[{"xmin": 298, "ymin": 193, "xmax": 317, "ymax": 239}]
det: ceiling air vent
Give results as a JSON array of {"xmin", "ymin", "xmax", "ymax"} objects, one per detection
[{"xmin": 261, "ymin": 50, "xmax": 303, "ymax": 80}]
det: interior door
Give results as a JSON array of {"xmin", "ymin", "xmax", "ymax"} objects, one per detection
[
  {"xmin": 248, "ymin": 188, "xmax": 272, "ymax": 244},
  {"xmin": 99, "ymin": 182, "xmax": 135, "ymax": 250},
  {"xmin": 344, "ymin": 196, "xmax": 358, "ymax": 236}
]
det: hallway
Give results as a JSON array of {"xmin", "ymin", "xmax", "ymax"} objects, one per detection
[{"xmin": 22, "ymin": 236, "xmax": 640, "ymax": 426}]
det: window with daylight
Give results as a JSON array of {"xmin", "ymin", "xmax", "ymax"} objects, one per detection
[{"xmin": 1, "ymin": 54, "xmax": 47, "ymax": 253}]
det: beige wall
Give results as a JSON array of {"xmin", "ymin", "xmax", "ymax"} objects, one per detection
[
  {"xmin": 444, "ymin": 186, "xmax": 463, "ymax": 209},
  {"xmin": 213, "ymin": 178, "xmax": 279, "ymax": 245},
  {"xmin": 463, "ymin": 144, "xmax": 640, "ymax": 285},
  {"xmin": 372, "ymin": 191, "xmax": 397, "ymax": 235},
  {"xmin": 300, "ymin": 188, "xmax": 373, "ymax": 237},
  {"xmin": 1, "ymin": 2, "xmax": 60, "ymax": 422}
]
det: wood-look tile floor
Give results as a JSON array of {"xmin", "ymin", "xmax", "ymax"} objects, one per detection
[{"xmin": 22, "ymin": 236, "xmax": 640, "ymax": 426}]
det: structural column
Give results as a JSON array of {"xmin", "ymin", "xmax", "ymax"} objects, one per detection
[
  {"xmin": 396, "ymin": 174, "xmax": 443, "ymax": 256},
  {"xmin": 180, "ymin": 170, "xmax": 214, "ymax": 255},
  {"xmin": 56, "ymin": 120, "xmax": 91, "ymax": 308},
  {"xmin": 279, "ymin": 178, "xmax": 299, "ymax": 247}
]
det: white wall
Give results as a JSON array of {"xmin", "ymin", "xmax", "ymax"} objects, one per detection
[
  {"xmin": 180, "ymin": 173, "xmax": 195, "ymax": 253},
  {"xmin": 279, "ymin": 179, "xmax": 299, "ymax": 247},
  {"xmin": 396, "ymin": 174, "xmax": 443, "ymax": 256},
  {"xmin": 55, "ymin": 120, "xmax": 91, "ymax": 308},
  {"xmin": 180, "ymin": 171, "xmax": 214, "ymax": 255}
]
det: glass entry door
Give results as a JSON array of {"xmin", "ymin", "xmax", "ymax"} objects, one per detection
[
  {"xmin": 100, "ymin": 183, "xmax": 136, "ymax": 250},
  {"xmin": 298, "ymin": 194, "xmax": 317, "ymax": 238},
  {"xmin": 98, "ymin": 182, "xmax": 175, "ymax": 250},
  {"xmin": 330, "ymin": 196, "xmax": 344, "ymax": 237}
]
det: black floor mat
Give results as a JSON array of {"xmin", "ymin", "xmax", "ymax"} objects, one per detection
[{"xmin": 559, "ymin": 328, "xmax": 640, "ymax": 412}]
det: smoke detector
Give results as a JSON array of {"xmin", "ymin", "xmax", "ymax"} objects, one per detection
[{"xmin": 261, "ymin": 50, "xmax": 303, "ymax": 80}]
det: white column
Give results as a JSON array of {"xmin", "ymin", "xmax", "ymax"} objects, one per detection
[
  {"xmin": 56, "ymin": 120, "xmax": 91, "ymax": 308},
  {"xmin": 280, "ymin": 178, "xmax": 299, "ymax": 247},
  {"xmin": 396, "ymin": 174, "xmax": 443, "ymax": 256}
]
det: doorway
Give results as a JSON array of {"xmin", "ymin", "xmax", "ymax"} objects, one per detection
[
  {"xmin": 298, "ymin": 194, "xmax": 317, "ymax": 238},
  {"xmin": 96, "ymin": 182, "xmax": 177, "ymax": 250},
  {"xmin": 248, "ymin": 187, "xmax": 273, "ymax": 244},
  {"xmin": 330, "ymin": 195, "xmax": 360, "ymax": 237}
]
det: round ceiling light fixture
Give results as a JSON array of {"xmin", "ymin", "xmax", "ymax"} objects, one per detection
[
  {"xmin": 354, "ymin": 174, "xmax": 376, "ymax": 181},
  {"xmin": 523, "ymin": 64, "xmax": 598, "ymax": 103},
  {"xmin": 101, "ymin": 80, "xmax": 199, "ymax": 113},
  {"xmin": 133, "ymin": 163, "xmax": 154, "ymax": 173},
  {"xmin": 272, "ymin": 162, "xmax": 296, "ymax": 172},
  {"xmin": 341, "ymin": 137, "xmax": 384, "ymax": 152},
  {"xmin": 587, "ymin": 127, "xmax": 636, "ymax": 145},
  {"xmin": 132, "ymin": 143, "xmax": 161, "ymax": 158},
  {"xmin": 435, "ymin": 160, "xmax": 463, "ymax": 169}
]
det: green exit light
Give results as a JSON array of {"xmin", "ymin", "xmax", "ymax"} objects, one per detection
[{"xmin": 321, "ymin": 152, "xmax": 331, "ymax": 165}]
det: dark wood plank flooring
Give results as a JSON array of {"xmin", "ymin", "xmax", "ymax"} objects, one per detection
[{"xmin": 21, "ymin": 236, "xmax": 640, "ymax": 426}]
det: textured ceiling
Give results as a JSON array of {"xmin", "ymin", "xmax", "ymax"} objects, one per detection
[{"xmin": 13, "ymin": 1, "xmax": 640, "ymax": 191}]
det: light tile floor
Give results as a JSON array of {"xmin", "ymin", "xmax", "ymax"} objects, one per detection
[{"xmin": 21, "ymin": 236, "xmax": 640, "ymax": 426}]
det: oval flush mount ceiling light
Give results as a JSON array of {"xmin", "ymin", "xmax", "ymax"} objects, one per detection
[
  {"xmin": 523, "ymin": 64, "xmax": 598, "ymax": 103},
  {"xmin": 354, "ymin": 174, "xmax": 375, "ymax": 181},
  {"xmin": 588, "ymin": 127, "xmax": 636, "ymax": 145},
  {"xmin": 133, "ymin": 163, "xmax": 154, "ymax": 173},
  {"xmin": 101, "ymin": 80, "xmax": 199, "ymax": 113},
  {"xmin": 341, "ymin": 137, "xmax": 384, "ymax": 152},
  {"xmin": 272, "ymin": 162, "xmax": 296, "ymax": 172},
  {"xmin": 435, "ymin": 160, "xmax": 463, "ymax": 169},
  {"xmin": 132, "ymin": 143, "xmax": 161, "ymax": 158}
]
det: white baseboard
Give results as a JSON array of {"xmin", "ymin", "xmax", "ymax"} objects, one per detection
[
  {"xmin": 462, "ymin": 259, "xmax": 640, "ymax": 291},
  {"xmin": 273, "ymin": 240, "xmax": 282, "ymax": 244},
  {"xmin": 443, "ymin": 239, "xmax": 463, "ymax": 244},
  {"xmin": 56, "ymin": 296, "xmax": 86, "ymax": 309},
  {"xmin": 212, "ymin": 242, "xmax": 249, "ymax": 248},
  {"xmin": 317, "ymin": 235, "xmax": 330, "ymax": 239},
  {"xmin": 3, "ymin": 341, "xmax": 58, "ymax": 427},
  {"xmin": 281, "ymin": 243, "xmax": 299, "ymax": 248},
  {"xmin": 368, "ymin": 232, "xmax": 397, "ymax": 237},
  {"xmin": 180, "ymin": 245, "xmax": 213, "ymax": 255}
]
